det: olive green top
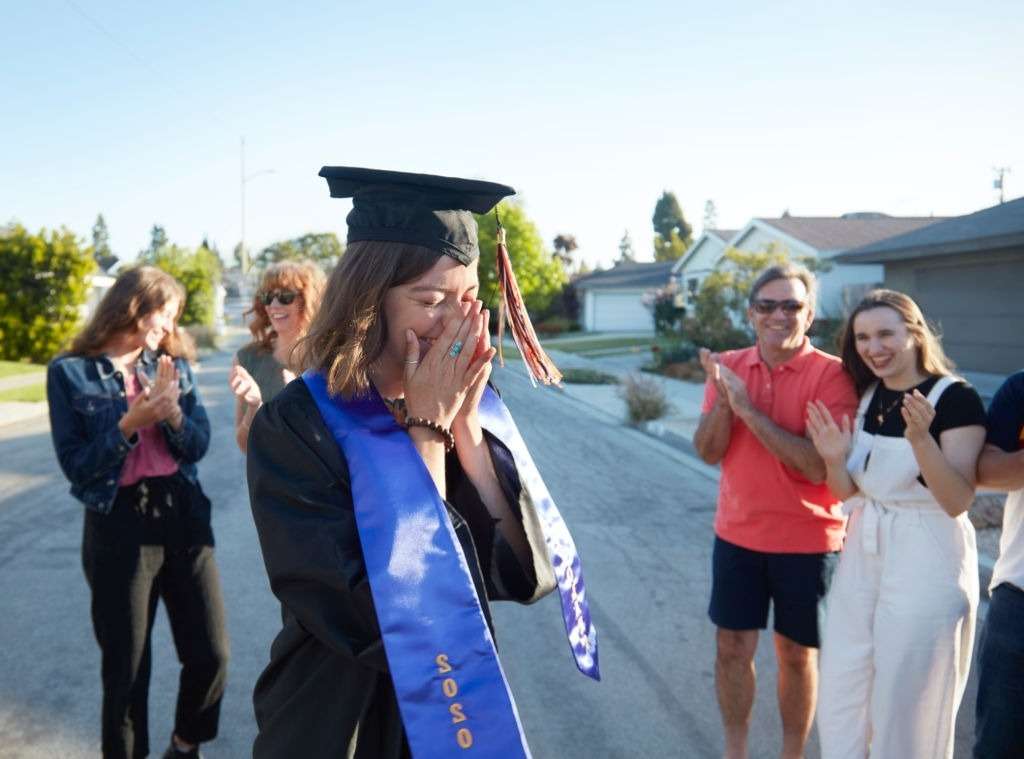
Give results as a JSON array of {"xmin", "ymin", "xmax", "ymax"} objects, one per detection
[{"xmin": 236, "ymin": 342, "xmax": 290, "ymax": 403}]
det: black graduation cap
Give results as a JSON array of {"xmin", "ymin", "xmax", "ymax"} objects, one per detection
[{"xmin": 319, "ymin": 166, "xmax": 516, "ymax": 266}]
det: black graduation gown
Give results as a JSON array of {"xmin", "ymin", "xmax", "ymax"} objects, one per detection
[{"xmin": 247, "ymin": 380, "xmax": 556, "ymax": 759}]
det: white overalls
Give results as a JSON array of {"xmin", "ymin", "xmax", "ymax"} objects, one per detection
[{"xmin": 817, "ymin": 377, "xmax": 978, "ymax": 759}]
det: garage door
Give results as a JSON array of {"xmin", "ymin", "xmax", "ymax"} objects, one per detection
[
  {"xmin": 911, "ymin": 257, "xmax": 1024, "ymax": 374},
  {"xmin": 592, "ymin": 291, "xmax": 653, "ymax": 332}
]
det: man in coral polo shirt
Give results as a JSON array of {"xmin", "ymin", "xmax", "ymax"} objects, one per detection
[{"xmin": 693, "ymin": 264, "xmax": 856, "ymax": 759}]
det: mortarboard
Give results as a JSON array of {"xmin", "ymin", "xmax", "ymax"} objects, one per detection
[
  {"xmin": 318, "ymin": 166, "xmax": 515, "ymax": 266},
  {"xmin": 319, "ymin": 165, "xmax": 562, "ymax": 386}
]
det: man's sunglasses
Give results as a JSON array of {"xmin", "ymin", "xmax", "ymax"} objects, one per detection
[
  {"xmin": 751, "ymin": 298, "xmax": 805, "ymax": 315},
  {"xmin": 258, "ymin": 289, "xmax": 298, "ymax": 306}
]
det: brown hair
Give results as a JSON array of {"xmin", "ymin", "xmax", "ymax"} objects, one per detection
[
  {"xmin": 838, "ymin": 288, "xmax": 956, "ymax": 394},
  {"xmin": 748, "ymin": 262, "xmax": 818, "ymax": 309},
  {"xmin": 245, "ymin": 259, "xmax": 327, "ymax": 352},
  {"xmin": 296, "ymin": 240, "xmax": 440, "ymax": 397},
  {"xmin": 70, "ymin": 266, "xmax": 195, "ymax": 361}
]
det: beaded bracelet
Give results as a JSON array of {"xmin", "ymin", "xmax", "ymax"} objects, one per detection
[{"xmin": 405, "ymin": 416, "xmax": 455, "ymax": 452}]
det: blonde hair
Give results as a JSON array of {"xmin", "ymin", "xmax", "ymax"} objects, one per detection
[
  {"xmin": 296, "ymin": 241, "xmax": 439, "ymax": 397},
  {"xmin": 838, "ymin": 288, "xmax": 956, "ymax": 394},
  {"xmin": 245, "ymin": 259, "xmax": 327, "ymax": 353},
  {"xmin": 70, "ymin": 266, "xmax": 195, "ymax": 361}
]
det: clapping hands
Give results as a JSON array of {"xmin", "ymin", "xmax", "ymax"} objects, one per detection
[
  {"xmin": 120, "ymin": 356, "xmax": 182, "ymax": 436},
  {"xmin": 901, "ymin": 389, "xmax": 936, "ymax": 445},
  {"xmin": 699, "ymin": 348, "xmax": 753, "ymax": 418},
  {"xmin": 805, "ymin": 399, "xmax": 852, "ymax": 465},
  {"xmin": 229, "ymin": 359, "xmax": 263, "ymax": 409}
]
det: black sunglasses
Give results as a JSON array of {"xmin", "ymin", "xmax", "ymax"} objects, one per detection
[
  {"xmin": 751, "ymin": 298, "xmax": 805, "ymax": 315},
  {"xmin": 258, "ymin": 289, "xmax": 298, "ymax": 306}
]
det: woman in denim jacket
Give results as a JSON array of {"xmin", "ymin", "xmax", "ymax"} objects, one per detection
[{"xmin": 47, "ymin": 266, "xmax": 228, "ymax": 759}]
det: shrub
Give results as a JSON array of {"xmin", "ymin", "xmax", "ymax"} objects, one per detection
[
  {"xmin": 561, "ymin": 367, "xmax": 619, "ymax": 385},
  {"xmin": 0, "ymin": 224, "xmax": 95, "ymax": 363},
  {"xmin": 619, "ymin": 373, "xmax": 670, "ymax": 424},
  {"xmin": 661, "ymin": 361, "xmax": 705, "ymax": 382},
  {"xmin": 650, "ymin": 339, "xmax": 698, "ymax": 368},
  {"xmin": 184, "ymin": 324, "xmax": 222, "ymax": 352},
  {"xmin": 141, "ymin": 244, "xmax": 221, "ymax": 328},
  {"xmin": 534, "ymin": 316, "xmax": 574, "ymax": 336},
  {"xmin": 809, "ymin": 318, "xmax": 842, "ymax": 355}
]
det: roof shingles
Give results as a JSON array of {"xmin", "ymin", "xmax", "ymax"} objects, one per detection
[{"xmin": 756, "ymin": 215, "xmax": 944, "ymax": 253}]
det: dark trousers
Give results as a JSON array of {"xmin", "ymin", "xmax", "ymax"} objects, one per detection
[
  {"xmin": 974, "ymin": 582, "xmax": 1024, "ymax": 759},
  {"xmin": 82, "ymin": 475, "xmax": 229, "ymax": 759}
]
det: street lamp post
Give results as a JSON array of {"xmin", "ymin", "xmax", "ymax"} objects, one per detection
[{"xmin": 239, "ymin": 137, "xmax": 275, "ymax": 279}]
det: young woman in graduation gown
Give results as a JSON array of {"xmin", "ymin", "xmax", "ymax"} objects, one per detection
[{"xmin": 246, "ymin": 168, "xmax": 598, "ymax": 758}]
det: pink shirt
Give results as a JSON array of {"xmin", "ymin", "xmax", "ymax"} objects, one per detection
[
  {"xmin": 701, "ymin": 340, "xmax": 857, "ymax": 553},
  {"xmin": 119, "ymin": 372, "xmax": 179, "ymax": 487}
]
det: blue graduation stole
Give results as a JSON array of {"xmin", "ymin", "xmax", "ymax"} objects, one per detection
[{"xmin": 303, "ymin": 372, "xmax": 598, "ymax": 758}]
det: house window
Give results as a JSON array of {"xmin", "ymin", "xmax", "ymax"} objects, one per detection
[{"xmin": 687, "ymin": 278, "xmax": 699, "ymax": 294}]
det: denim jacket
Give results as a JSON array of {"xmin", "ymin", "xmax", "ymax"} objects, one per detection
[{"xmin": 47, "ymin": 350, "xmax": 211, "ymax": 513}]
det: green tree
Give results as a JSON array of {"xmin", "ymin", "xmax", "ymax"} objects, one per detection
[
  {"xmin": 140, "ymin": 242, "xmax": 221, "ymax": 328},
  {"xmin": 0, "ymin": 224, "xmax": 95, "ymax": 362},
  {"xmin": 474, "ymin": 202, "xmax": 566, "ymax": 315},
  {"xmin": 681, "ymin": 242, "xmax": 829, "ymax": 350},
  {"xmin": 617, "ymin": 229, "xmax": 635, "ymax": 264},
  {"xmin": 146, "ymin": 224, "xmax": 168, "ymax": 257},
  {"xmin": 652, "ymin": 191, "xmax": 692, "ymax": 262},
  {"xmin": 256, "ymin": 232, "xmax": 344, "ymax": 269},
  {"xmin": 91, "ymin": 214, "xmax": 118, "ymax": 271},
  {"xmin": 552, "ymin": 233, "xmax": 578, "ymax": 273}
]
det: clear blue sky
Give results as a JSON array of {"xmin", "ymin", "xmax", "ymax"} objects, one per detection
[{"xmin": 2, "ymin": 0, "xmax": 1022, "ymax": 268}]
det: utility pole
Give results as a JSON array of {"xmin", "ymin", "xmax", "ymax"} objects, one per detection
[
  {"xmin": 993, "ymin": 166, "xmax": 1011, "ymax": 204},
  {"xmin": 239, "ymin": 137, "xmax": 275, "ymax": 279},
  {"xmin": 240, "ymin": 137, "xmax": 248, "ymax": 275}
]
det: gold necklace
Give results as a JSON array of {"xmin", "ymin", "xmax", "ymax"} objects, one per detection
[{"xmin": 874, "ymin": 391, "xmax": 904, "ymax": 426}]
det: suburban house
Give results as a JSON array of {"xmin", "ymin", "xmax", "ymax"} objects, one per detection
[
  {"xmin": 573, "ymin": 261, "xmax": 676, "ymax": 332},
  {"xmin": 671, "ymin": 228, "xmax": 737, "ymax": 296},
  {"xmin": 675, "ymin": 213, "xmax": 944, "ymax": 319},
  {"xmin": 836, "ymin": 196, "xmax": 1024, "ymax": 375},
  {"xmin": 82, "ymin": 272, "xmax": 117, "ymax": 322}
]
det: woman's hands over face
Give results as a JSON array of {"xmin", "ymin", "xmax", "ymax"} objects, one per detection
[{"xmin": 403, "ymin": 299, "xmax": 496, "ymax": 429}]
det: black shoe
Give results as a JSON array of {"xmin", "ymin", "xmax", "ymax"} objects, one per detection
[{"xmin": 161, "ymin": 742, "xmax": 203, "ymax": 759}]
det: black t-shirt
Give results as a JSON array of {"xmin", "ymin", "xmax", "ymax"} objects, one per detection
[
  {"xmin": 862, "ymin": 376, "xmax": 986, "ymax": 489},
  {"xmin": 863, "ymin": 375, "xmax": 986, "ymax": 443}
]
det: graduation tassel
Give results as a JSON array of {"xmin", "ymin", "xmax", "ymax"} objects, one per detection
[{"xmin": 494, "ymin": 210, "xmax": 562, "ymax": 386}]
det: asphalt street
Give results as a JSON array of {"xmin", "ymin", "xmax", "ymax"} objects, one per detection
[{"xmin": 0, "ymin": 342, "xmax": 981, "ymax": 758}]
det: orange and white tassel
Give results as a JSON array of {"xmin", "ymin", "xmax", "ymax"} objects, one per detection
[{"xmin": 494, "ymin": 212, "xmax": 562, "ymax": 386}]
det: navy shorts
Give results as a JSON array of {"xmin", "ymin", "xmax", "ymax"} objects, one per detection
[{"xmin": 708, "ymin": 536, "xmax": 839, "ymax": 648}]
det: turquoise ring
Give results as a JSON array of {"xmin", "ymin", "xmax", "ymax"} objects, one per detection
[{"xmin": 448, "ymin": 340, "xmax": 464, "ymax": 358}]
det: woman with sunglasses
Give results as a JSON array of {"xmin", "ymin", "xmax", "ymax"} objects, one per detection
[
  {"xmin": 46, "ymin": 266, "xmax": 229, "ymax": 759},
  {"xmin": 229, "ymin": 260, "xmax": 325, "ymax": 452},
  {"xmin": 806, "ymin": 289, "xmax": 985, "ymax": 758}
]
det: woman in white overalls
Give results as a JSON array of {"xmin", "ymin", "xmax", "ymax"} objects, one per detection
[{"xmin": 805, "ymin": 289, "xmax": 986, "ymax": 759}]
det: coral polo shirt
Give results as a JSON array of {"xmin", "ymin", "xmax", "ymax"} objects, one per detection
[{"xmin": 701, "ymin": 339, "xmax": 857, "ymax": 554}]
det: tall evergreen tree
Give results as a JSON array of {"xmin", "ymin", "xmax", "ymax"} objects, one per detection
[
  {"xmin": 703, "ymin": 199, "xmax": 718, "ymax": 230},
  {"xmin": 90, "ymin": 214, "xmax": 118, "ymax": 271},
  {"xmin": 552, "ymin": 233, "xmax": 578, "ymax": 272},
  {"xmin": 652, "ymin": 191, "xmax": 692, "ymax": 261},
  {"xmin": 617, "ymin": 230, "xmax": 635, "ymax": 264},
  {"xmin": 148, "ymin": 224, "xmax": 168, "ymax": 256}
]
